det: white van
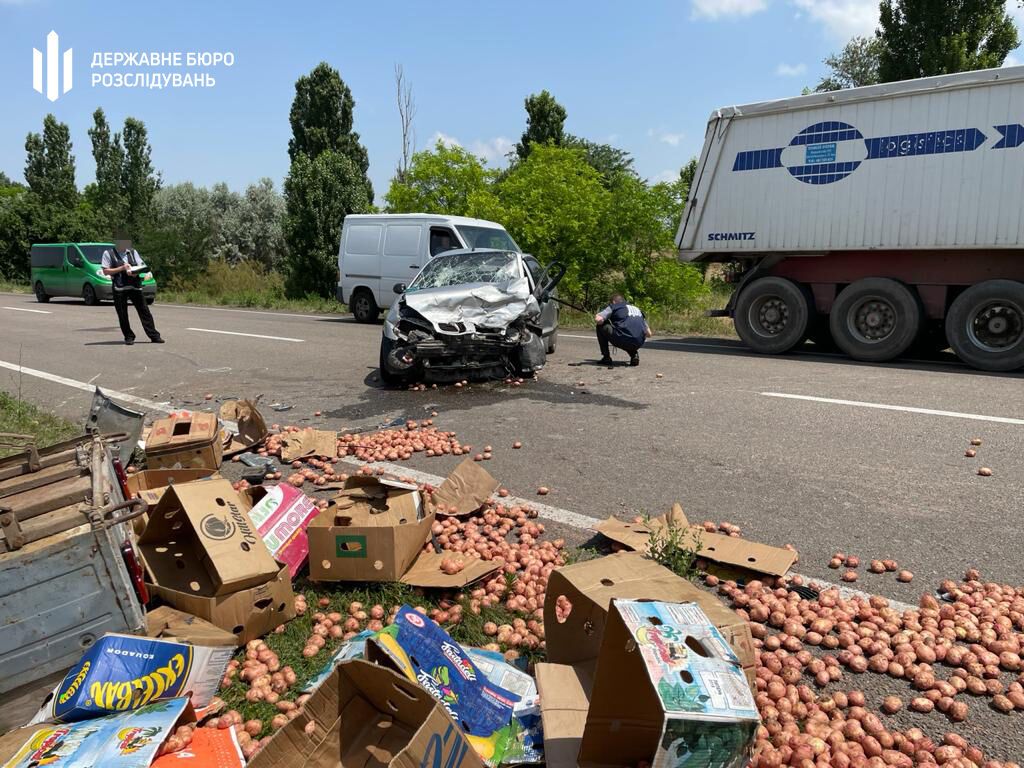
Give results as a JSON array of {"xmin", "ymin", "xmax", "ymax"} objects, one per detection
[{"xmin": 336, "ymin": 214, "xmax": 521, "ymax": 322}]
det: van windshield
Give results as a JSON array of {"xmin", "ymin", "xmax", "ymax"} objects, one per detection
[
  {"xmin": 455, "ymin": 226, "xmax": 520, "ymax": 252},
  {"xmin": 410, "ymin": 251, "xmax": 520, "ymax": 290},
  {"xmin": 78, "ymin": 245, "xmax": 111, "ymax": 265}
]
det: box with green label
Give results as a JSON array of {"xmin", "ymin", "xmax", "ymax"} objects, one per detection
[{"xmin": 307, "ymin": 475, "xmax": 432, "ymax": 582}]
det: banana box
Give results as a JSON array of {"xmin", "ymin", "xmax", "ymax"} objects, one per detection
[
  {"xmin": 30, "ymin": 633, "xmax": 234, "ymax": 725},
  {"xmin": 1, "ymin": 698, "xmax": 191, "ymax": 768},
  {"xmin": 367, "ymin": 606, "xmax": 519, "ymax": 767}
]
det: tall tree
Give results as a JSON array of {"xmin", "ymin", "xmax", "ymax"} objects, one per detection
[
  {"xmin": 564, "ymin": 136, "xmax": 636, "ymax": 186},
  {"xmin": 816, "ymin": 36, "xmax": 884, "ymax": 91},
  {"xmin": 87, "ymin": 108, "xmax": 125, "ymax": 219},
  {"xmin": 287, "ymin": 62, "xmax": 372, "ymax": 201},
  {"xmin": 878, "ymin": 0, "xmax": 1019, "ymax": 82},
  {"xmin": 121, "ymin": 117, "xmax": 161, "ymax": 237},
  {"xmin": 394, "ymin": 63, "xmax": 416, "ymax": 183},
  {"xmin": 384, "ymin": 140, "xmax": 494, "ymax": 216},
  {"xmin": 24, "ymin": 115, "xmax": 77, "ymax": 208},
  {"xmin": 283, "ymin": 150, "xmax": 369, "ymax": 298},
  {"xmin": 515, "ymin": 90, "xmax": 567, "ymax": 159}
]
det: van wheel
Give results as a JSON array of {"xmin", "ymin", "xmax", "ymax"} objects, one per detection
[
  {"xmin": 734, "ymin": 276, "xmax": 812, "ymax": 354},
  {"xmin": 34, "ymin": 282, "xmax": 50, "ymax": 303},
  {"xmin": 830, "ymin": 278, "xmax": 921, "ymax": 362},
  {"xmin": 82, "ymin": 284, "xmax": 100, "ymax": 306},
  {"xmin": 351, "ymin": 289, "xmax": 379, "ymax": 323},
  {"xmin": 945, "ymin": 280, "xmax": 1024, "ymax": 372}
]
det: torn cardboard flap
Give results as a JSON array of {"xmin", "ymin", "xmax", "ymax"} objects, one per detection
[
  {"xmin": 146, "ymin": 605, "xmax": 240, "ymax": 647},
  {"xmin": 597, "ymin": 504, "xmax": 797, "ymax": 578},
  {"xmin": 431, "ymin": 458, "xmax": 500, "ymax": 516},
  {"xmin": 535, "ymin": 661, "xmax": 596, "ymax": 768},
  {"xmin": 281, "ymin": 428, "xmax": 338, "ymax": 461},
  {"xmin": 248, "ymin": 660, "xmax": 486, "ymax": 768},
  {"xmin": 219, "ymin": 399, "xmax": 269, "ymax": 457},
  {"xmin": 401, "ymin": 551, "xmax": 501, "ymax": 589},
  {"xmin": 139, "ymin": 478, "xmax": 282, "ymax": 596}
]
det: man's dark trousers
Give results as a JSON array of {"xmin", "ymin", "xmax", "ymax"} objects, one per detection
[
  {"xmin": 597, "ymin": 323, "xmax": 638, "ymax": 358},
  {"xmin": 113, "ymin": 289, "xmax": 159, "ymax": 342}
]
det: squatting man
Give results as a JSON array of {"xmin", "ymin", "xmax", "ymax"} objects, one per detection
[{"xmin": 594, "ymin": 293, "xmax": 652, "ymax": 366}]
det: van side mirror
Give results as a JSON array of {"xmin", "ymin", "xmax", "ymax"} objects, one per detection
[{"xmin": 393, "ymin": 283, "xmax": 407, "ymax": 294}]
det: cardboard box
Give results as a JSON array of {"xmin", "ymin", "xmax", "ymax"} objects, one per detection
[
  {"xmin": 578, "ymin": 600, "xmax": 759, "ymax": 768},
  {"xmin": 145, "ymin": 605, "xmax": 240, "ymax": 647},
  {"xmin": 219, "ymin": 399, "xmax": 269, "ymax": 458},
  {"xmin": 126, "ymin": 467, "xmax": 218, "ymax": 506},
  {"xmin": 431, "ymin": 458, "xmax": 500, "ymax": 516},
  {"xmin": 534, "ymin": 662, "xmax": 594, "ymax": 768},
  {"xmin": 367, "ymin": 607, "xmax": 519, "ymax": 767},
  {"xmin": 247, "ymin": 659, "xmax": 486, "ymax": 768},
  {"xmin": 139, "ymin": 478, "xmax": 282, "ymax": 596},
  {"xmin": 544, "ymin": 553, "xmax": 755, "ymax": 687},
  {"xmin": 148, "ymin": 565, "xmax": 295, "ymax": 645},
  {"xmin": 597, "ymin": 504, "xmax": 798, "ymax": 579},
  {"xmin": 308, "ymin": 476, "xmax": 431, "ymax": 582},
  {"xmin": 280, "ymin": 428, "xmax": 337, "ymax": 461},
  {"xmin": 145, "ymin": 412, "xmax": 223, "ymax": 470},
  {"xmin": 245, "ymin": 484, "xmax": 320, "ymax": 578}
]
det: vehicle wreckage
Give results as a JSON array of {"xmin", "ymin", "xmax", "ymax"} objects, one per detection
[{"xmin": 379, "ymin": 249, "xmax": 565, "ymax": 383}]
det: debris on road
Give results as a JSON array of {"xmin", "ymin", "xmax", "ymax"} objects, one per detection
[{"xmin": 979, "ymin": 466, "xmax": 994, "ymax": 476}]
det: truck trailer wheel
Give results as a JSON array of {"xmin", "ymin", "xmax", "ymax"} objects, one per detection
[
  {"xmin": 945, "ymin": 280, "xmax": 1024, "ymax": 372},
  {"xmin": 734, "ymin": 277, "xmax": 812, "ymax": 354},
  {"xmin": 830, "ymin": 278, "xmax": 921, "ymax": 362}
]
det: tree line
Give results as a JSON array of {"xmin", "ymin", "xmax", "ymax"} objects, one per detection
[{"xmin": 1, "ymin": 0, "xmax": 1019, "ymax": 311}]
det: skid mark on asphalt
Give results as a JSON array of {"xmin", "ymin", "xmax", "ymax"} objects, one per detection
[{"xmin": 762, "ymin": 392, "xmax": 1024, "ymax": 425}]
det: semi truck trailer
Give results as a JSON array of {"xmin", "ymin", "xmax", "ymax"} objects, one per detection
[{"xmin": 677, "ymin": 66, "xmax": 1024, "ymax": 372}]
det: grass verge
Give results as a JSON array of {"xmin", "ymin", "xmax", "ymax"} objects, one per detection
[
  {"xmin": 0, "ymin": 390, "xmax": 78, "ymax": 457},
  {"xmin": 0, "ymin": 278, "xmax": 31, "ymax": 294}
]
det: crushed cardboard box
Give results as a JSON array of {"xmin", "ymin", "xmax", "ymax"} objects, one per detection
[
  {"xmin": 597, "ymin": 503, "xmax": 797, "ymax": 578},
  {"xmin": 145, "ymin": 411, "xmax": 223, "ymax": 470},
  {"xmin": 139, "ymin": 478, "xmax": 282, "ymax": 596},
  {"xmin": 126, "ymin": 468, "xmax": 219, "ymax": 507},
  {"xmin": 247, "ymin": 659, "xmax": 485, "ymax": 768},
  {"xmin": 219, "ymin": 399, "xmax": 269, "ymax": 458},
  {"xmin": 307, "ymin": 475, "xmax": 500, "ymax": 588},
  {"xmin": 245, "ymin": 483, "xmax": 320, "ymax": 578},
  {"xmin": 145, "ymin": 605, "xmax": 240, "ymax": 647},
  {"xmin": 431, "ymin": 458, "xmax": 500, "ymax": 516},
  {"xmin": 280, "ymin": 428, "xmax": 337, "ymax": 461},
  {"xmin": 544, "ymin": 552, "xmax": 755, "ymax": 687},
  {"xmin": 539, "ymin": 601, "xmax": 758, "ymax": 768}
]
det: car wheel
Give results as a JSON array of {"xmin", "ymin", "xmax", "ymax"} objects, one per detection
[
  {"xmin": 734, "ymin": 276, "xmax": 813, "ymax": 354},
  {"xmin": 546, "ymin": 329, "xmax": 558, "ymax": 355},
  {"xmin": 351, "ymin": 290, "xmax": 379, "ymax": 323},
  {"xmin": 830, "ymin": 278, "xmax": 921, "ymax": 363},
  {"xmin": 82, "ymin": 283, "xmax": 100, "ymax": 306},
  {"xmin": 945, "ymin": 280, "xmax": 1024, "ymax": 372},
  {"xmin": 34, "ymin": 282, "xmax": 50, "ymax": 303},
  {"xmin": 378, "ymin": 337, "xmax": 405, "ymax": 385}
]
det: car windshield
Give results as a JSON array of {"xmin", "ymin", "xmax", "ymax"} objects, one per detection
[
  {"xmin": 455, "ymin": 226, "xmax": 520, "ymax": 252},
  {"xmin": 410, "ymin": 251, "xmax": 520, "ymax": 290},
  {"xmin": 78, "ymin": 245, "xmax": 111, "ymax": 265}
]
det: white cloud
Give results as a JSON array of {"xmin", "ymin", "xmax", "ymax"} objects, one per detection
[
  {"xmin": 648, "ymin": 128, "xmax": 686, "ymax": 147},
  {"xmin": 650, "ymin": 169, "xmax": 681, "ymax": 184},
  {"xmin": 691, "ymin": 0, "xmax": 767, "ymax": 20},
  {"xmin": 776, "ymin": 62, "xmax": 807, "ymax": 77},
  {"xmin": 430, "ymin": 131, "xmax": 461, "ymax": 149},
  {"xmin": 469, "ymin": 137, "xmax": 515, "ymax": 165},
  {"xmin": 790, "ymin": 0, "xmax": 878, "ymax": 39}
]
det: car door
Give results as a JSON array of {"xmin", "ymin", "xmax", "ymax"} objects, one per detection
[
  {"xmin": 51, "ymin": 245, "xmax": 70, "ymax": 295},
  {"xmin": 523, "ymin": 256, "xmax": 561, "ymax": 337},
  {"xmin": 65, "ymin": 245, "xmax": 88, "ymax": 297},
  {"xmin": 379, "ymin": 224, "xmax": 424, "ymax": 305}
]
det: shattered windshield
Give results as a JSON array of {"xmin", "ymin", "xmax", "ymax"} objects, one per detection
[
  {"xmin": 409, "ymin": 251, "xmax": 520, "ymax": 290},
  {"xmin": 455, "ymin": 226, "xmax": 520, "ymax": 252}
]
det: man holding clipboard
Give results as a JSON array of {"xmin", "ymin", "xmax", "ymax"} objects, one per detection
[{"xmin": 101, "ymin": 239, "xmax": 164, "ymax": 345}]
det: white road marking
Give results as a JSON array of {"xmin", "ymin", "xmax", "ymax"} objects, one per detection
[
  {"xmin": 762, "ymin": 392, "xmax": 1024, "ymax": 425},
  {"xmin": 186, "ymin": 328, "xmax": 304, "ymax": 343},
  {"xmin": 163, "ymin": 304, "xmax": 345, "ymax": 321},
  {"xmin": 2, "ymin": 306, "xmax": 51, "ymax": 314},
  {"xmin": 0, "ymin": 360, "xmax": 174, "ymax": 413},
  {"xmin": 561, "ymin": 333, "xmax": 745, "ymax": 351}
]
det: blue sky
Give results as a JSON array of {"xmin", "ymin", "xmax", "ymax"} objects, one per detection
[{"xmin": 2, "ymin": 0, "xmax": 1022, "ymax": 203}]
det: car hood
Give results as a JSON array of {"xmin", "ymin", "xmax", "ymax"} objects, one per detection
[{"xmin": 399, "ymin": 276, "xmax": 540, "ymax": 334}]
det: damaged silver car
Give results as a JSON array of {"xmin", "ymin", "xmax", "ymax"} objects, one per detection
[{"xmin": 379, "ymin": 249, "xmax": 565, "ymax": 383}]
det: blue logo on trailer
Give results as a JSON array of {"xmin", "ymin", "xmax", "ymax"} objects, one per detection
[{"xmin": 733, "ymin": 121, "xmax": 1024, "ymax": 185}]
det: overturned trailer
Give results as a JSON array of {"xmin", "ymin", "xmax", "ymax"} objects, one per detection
[{"xmin": 379, "ymin": 249, "xmax": 564, "ymax": 383}]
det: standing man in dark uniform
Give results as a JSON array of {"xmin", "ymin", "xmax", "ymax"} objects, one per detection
[
  {"xmin": 594, "ymin": 293, "xmax": 651, "ymax": 366},
  {"xmin": 101, "ymin": 244, "xmax": 164, "ymax": 345}
]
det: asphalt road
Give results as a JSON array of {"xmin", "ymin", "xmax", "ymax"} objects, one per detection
[{"xmin": 2, "ymin": 291, "xmax": 1023, "ymax": 600}]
